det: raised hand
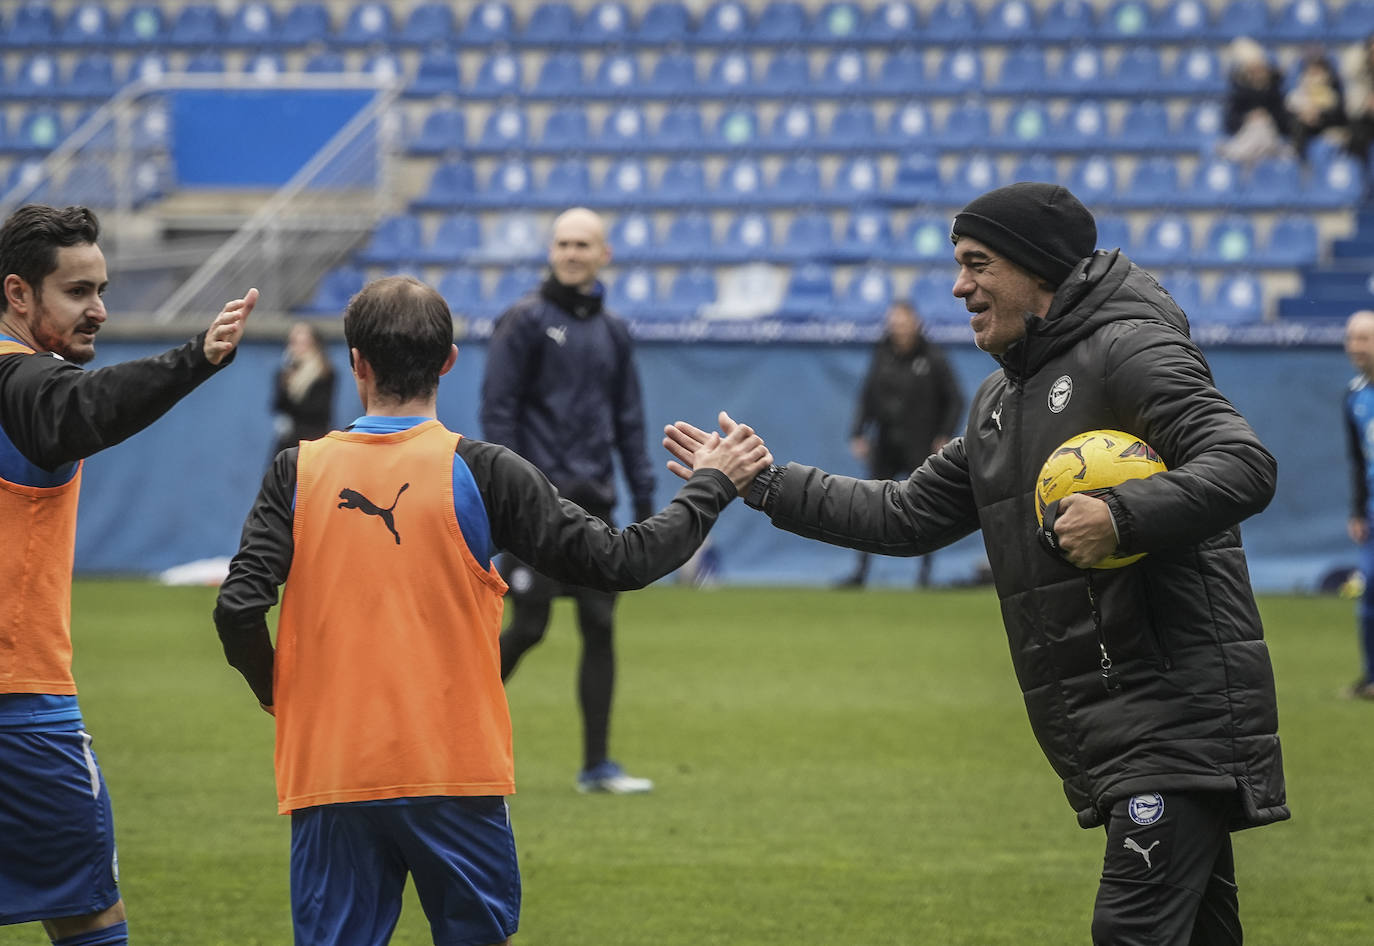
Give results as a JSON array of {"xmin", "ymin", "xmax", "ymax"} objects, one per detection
[{"xmin": 204, "ymin": 287, "xmax": 258, "ymax": 365}]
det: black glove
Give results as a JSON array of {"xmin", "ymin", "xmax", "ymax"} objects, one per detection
[{"xmin": 634, "ymin": 499, "xmax": 655, "ymax": 523}]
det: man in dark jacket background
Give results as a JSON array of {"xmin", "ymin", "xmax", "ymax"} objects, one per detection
[
  {"xmin": 665, "ymin": 183, "xmax": 1287, "ymax": 946},
  {"xmin": 840, "ymin": 299, "xmax": 963, "ymax": 588},
  {"xmin": 481, "ymin": 207, "xmax": 658, "ymax": 794}
]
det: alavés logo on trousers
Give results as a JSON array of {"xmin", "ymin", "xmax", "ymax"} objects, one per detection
[{"xmin": 337, "ymin": 484, "xmax": 410, "ymax": 544}]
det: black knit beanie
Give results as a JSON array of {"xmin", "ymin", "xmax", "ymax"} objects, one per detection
[{"xmin": 950, "ymin": 182, "xmax": 1097, "ymax": 286}]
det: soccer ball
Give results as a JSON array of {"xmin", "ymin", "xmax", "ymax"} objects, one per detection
[{"xmin": 1034, "ymin": 429, "xmax": 1167, "ymax": 569}]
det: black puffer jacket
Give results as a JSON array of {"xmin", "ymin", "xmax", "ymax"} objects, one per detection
[{"xmin": 765, "ymin": 250, "xmax": 1288, "ymax": 831}]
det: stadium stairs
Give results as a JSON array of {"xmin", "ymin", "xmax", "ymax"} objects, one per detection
[{"xmin": 1279, "ymin": 196, "xmax": 1374, "ymax": 321}]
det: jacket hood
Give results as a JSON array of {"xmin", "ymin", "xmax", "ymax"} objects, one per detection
[{"xmin": 996, "ymin": 250, "xmax": 1192, "ymax": 381}]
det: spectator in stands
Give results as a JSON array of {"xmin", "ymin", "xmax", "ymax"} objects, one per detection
[
  {"xmin": 1286, "ymin": 49, "xmax": 1347, "ymax": 162},
  {"xmin": 1341, "ymin": 32, "xmax": 1374, "ymax": 163},
  {"xmin": 269, "ymin": 322, "xmax": 335, "ymax": 462},
  {"xmin": 214, "ymin": 274, "xmax": 769, "ymax": 944},
  {"xmin": 665, "ymin": 182, "xmax": 1287, "ymax": 946},
  {"xmin": 481, "ymin": 208, "xmax": 659, "ymax": 794},
  {"xmin": 0, "ymin": 204, "xmax": 254, "ymax": 946},
  {"xmin": 838, "ymin": 300, "xmax": 963, "ymax": 589},
  {"xmin": 1220, "ymin": 37, "xmax": 1293, "ymax": 165},
  {"xmin": 1341, "ymin": 309, "xmax": 1374, "ymax": 700}
]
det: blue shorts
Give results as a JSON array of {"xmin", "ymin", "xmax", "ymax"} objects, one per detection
[
  {"xmin": 290, "ymin": 796, "xmax": 520, "ymax": 946},
  {"xmin": 0, "ymin": 730, "xmax": 120, "ymax": 925}
]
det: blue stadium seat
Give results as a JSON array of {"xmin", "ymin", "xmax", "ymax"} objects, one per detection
[
  {"xmin": 1093, "ymin": 214, "xmax": 1132, "ymax": 254},
  {"xmin": 1066, "ymin": 154, "xmax": 1117, "ymax": 206},
  {"xmin": 812, "ymin": 2, "xmax": 865, "ymax": 42},
  {"xmin": 1207, "ymin": 273, "xmax": 1264, "ymax": 325},
  {"xmin": 778, "ymin": 211, "xmax": 833, "ymax": 262},
  {"xmin": 437, "ymin": 269, "xmax": 485, "ymax": 317},
  {"xmin": 362, "ymin": 52, "xmax": 403, "ymax": 84},
  {"xmin": 636, "ymin": 1, "xmax": 690, "ymax": 43},
  {"xmin": 608, "ymin": 212, "xmax": 657, "ymax": 262},
  {"xmin": 471, "ymin": 52, "xmax": 524, "ymax": 98},
  {"xmin": 185, "ymin": 52, "xmax": 226, "ymax": 75},
  {"xmin": 1147, "ymin": 270, "xmax": 1200, "ymax": 315},
  {"xmin": 1106, "ymin": 47, "xmax": 1163, "ymax": 96},
  {"xmin": 124, "ymin": 52, "xmax": 171, "ymax": 87},
  {"xmin": 114, "ymin": 4, "xmax": 166, "ymax": 46},
  {"xmin": 597, "ymin": 158, "xmax": 651, "ymax": 207},
  {"xmin": 412, "ymin": 159, "xmax": 477, "ymax": 210},
  {"xmin": 884, "ymin": 102, "xmax": 934, "ymax": 149},
  {"xmin": 598, "ymin": 105, "xmax": 648, "ymax": 151},
  {"xmin": 1153, "ymin": 0, "xmax": 1211, "ymax": 40},
  {"xmin": 1176, "ymin": 100, "xmax": 1226, "ymax": 149},
  {"xmin": 715, "ymin": 107, "xmax": 760, "ymax": 149},
  {"xmin": 706, "ymin": 52, "xmax": 755, "ymax": 96},
  {"xmin": 759, "ymin": 49, "xmax": 811, "ymax": 96},
  {"xmin": 242, "ymin": 52, "xmax": 287, "ymax": 84},
  {"xmin": 1199, "ymin": 215, "xmax": 1257, "ymax": 266},
  {"xmin": 1010, "ymin": 154, "xmax": 1058, "ymax": 187},
  {"xmin": 768, "ymin": 103, "xmax": 819, "ymax": 150},
  {"xmin": 280, "ymin": 3, "xmax": 332, "ymax": 45},
  {"xmin": 540, "ymin": 106, "xmax": 590, "ymax": 152},
  {"xmin": 843, "ymin": 266, "xmax": 895, "ymax": 322},
  {"xmin": 482, "ymin": 213, "xmax": 543, "ymax": 263},
  {"xmin": 356, "ymin": 215, "xmax": 424, "ymax": 266},
  {"xmin": 1050, "ymin": 45, "xmax": 1107, "ymax": 95},
  {"xmin": 579, "ymin": 2, "xmax": 633, "ymax": 45},
  {"xmin": 1038, "ymin": 0, "xmax": 1097, "ymax": 41},
  {"xmin": 474, "ymin": 159, "xmax": 536, "ymax": 209},
  {"xmin": 407, "ymin": 50, "xmax": 463, "ymax": 97},
  {"xmin": 335, "ymin": 2, "xmax": 393, "ymax": 45},
  {"xmin": 461, "ymin": 2, "xmax": 515, "ymax": 46},
  {"xmin": 657, "ymin": 105, "xmax": 705, "ymax": 149},
  {"xmin": 755, "ymin": 1, "xmax": 809, "ymax": 43},
  {"xmin": 417, "ymin": 214, "xmax": 482, "ymax": 265},
  {"xmin": 591, "ymin": 53, "xmax": 641, "ymax": 98},
  {"xmin": 397, "ymin": 3, "xmax": 456, "ymax": 45},
  {"xmin": 131, "ymin": 103, "xmax": 170, "ymax": 151},
  {"xmin": 660, "ymin": 212, "xmax": 715, "ymax": 262},
  {"xmin": 1053, "ymin": 101, "xmax": 1110, "ymax": 150},
  {"xmin": 1135, "ymin": 214, "xmax": 1194, "ymax": 266},
  {"xmin": 522, "ymin": 2, "xmax": 578, "ymax": 45},
  {"xmin": 944, "ymin": 154, "xmax": 1002, "ymax": 204},
  {"xmin": 2, "ymin": 158, "xmax": 48, "ymax": 206},
  {"xmin": 1001, "ymin": 101, "xmax": 1053, "ymax": 150},
  {"xmin": 768, "ymin": 157, "xmax": 822, "ymax": 207},
  {"xmin": 607, "ymin": 267, "xmax": 659, "ymax": 320},
  {"xmin": 535, "ymin": 52, "xmax": 585, "ymax": 97},
  {"xmin": 722, "ymin": 212, "xmax": 775, "ymax": 262},
  {"xmin": 927, "ymin": 47, "xmax": 984, "ymax": 95},
  {"xmin": 486, "ymin": 268, "xmax": 542, "ymax": 317},
  {"xmin": 169, "ymin": 4, "xmax": 223, "ymax": 47},
  {"xmin": 1256, "ymin": 215, "xmax": 1319, "ymax": 266},
  {"xmin": 827, "ymin": 104, "xmax": 880, "ymax": 150},
  {"xmin": 1162, "ymin": 46, "xmax": 1225, "ymax": 95},
  {"xmin": 656, "ymin": 158, "xmax": 706, "ymax": 208},
  {"xmin": 898, "ymin": 214, "xmax": 951, "ymax": 263},
  {"xmin": 4, "ymin": 2, "xmax": 57, "ymax": 48},
  {"xmin": 1213, "ymin": 0, "xmax": 1270, "ymax": 39},
  {"xmin": 982, "ymin": 0, "xmax": 1039, "ymax": 41},
  {"xmin": 60, "ymin": 3, "xmax": 114, "ymax": 46},
  {"xmin": 873, "ymin": 47, "xmax": 925, "ymax": 95},
  {"xmin": 941, "ymin": 101, "xmax": 993, "ymax": 149},
  {"xmin": 778, "ymin": 263, "xmax": 837, "ymax": 320},
  {"xmin": 696, "ymin": 1, "xmax": 752, "ymax": 45},
  {"xmin": 1244, "ymin": 157, "xmax": 1302, "ymax": 208},
  {"xmin": 1100, "ymin": 0, "xmax": 1154, "ymax": 40},
  {"xmin": 863, "ymin": 1, "xmax": 920, "ymax": 42},
  {"xmin": 819, "ymin": 50, "xmax": 872, "ymax": 97},
  {"xmin": 1114, "ymin": 100, "xmax": 1171, "ymax": 152},
  {"xmin": 544, "ymin": 158, "xmax": 593, "ymax": 205},
  {"xmin": 1121, "ymin": 156, "xmax": 1181, "ymax": 207},
  {"xmin": 1185, "ymin": 158, "xmax": 1242, "ymax": 207},
  {"xmin": 719, "ymin": 158, "xmax": 768, "ymax": 205},
  {"xmin": 225, "ymin": 2, "xmax": 278, "ymax": 46},
  {"xmin": 478, "ymin": 106, "xmax": 529, "ymax": 152},
  {"xmin": 303, "ymin": 50, "xmax": 347, "ymax": 74},
  {"xmin": 10, "ymin": 54, "xmax": 61, "ymax": 100},
  {"xmin": 923, "ymin": 0, "xmax": 978, "ymax": 41},
  {"xmin": 887, "ymin": 152, "xmax": 942, "ymax": 204},
  {"xmin": 994, "ymin": 45, "xmax": 1048, "ymax": 94},
  {"xmin": 663, "ymin": 267, "xmax": 717, "ymax": 320},
  {"xmin": 831, "ymin": 157, "xmax": 884, "ymax": 204},
  {"xmin": 1304, "ymin": 154, "xmax": 1365, "ymax": 207},
  {"xmin": 300, "ymin": 266, "xmax": 366, "ymax": 317},
  {"xmin": 834, "ymin": 209, "xmax": 895, "ymax": 263},
  {"xmin": 1336, "ymin": 0, "xmax": 1374, "ymax": 39},
  {"xmin": 645, "ymin": 51, "xmax": 697, "ymax": 96},
  {"xmin": 911, "ymin": 271, "xmax": 966, "ymax": 324}
]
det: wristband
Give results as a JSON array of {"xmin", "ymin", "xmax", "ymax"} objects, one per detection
[{"xmin": 744, "ymin": 464, "xmax": 783, "ymax": 511}]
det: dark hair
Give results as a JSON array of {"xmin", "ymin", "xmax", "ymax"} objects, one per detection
[
  {"xmin": 0, "ymin": 205, "xmax": 100, "ymax": 314},
  {"xmin": 343, "ymin": 276, "xmax": 454, "ymax": 402}
]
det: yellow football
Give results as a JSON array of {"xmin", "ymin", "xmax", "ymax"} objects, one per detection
[{"xmin": 1034, "ymin": 429, "xmax": 1167, "ymax": 569}]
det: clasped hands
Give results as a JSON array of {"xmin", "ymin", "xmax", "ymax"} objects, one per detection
[{"xmin": 663, "ymin": 411, "xmax": 771, "ymax": 497}]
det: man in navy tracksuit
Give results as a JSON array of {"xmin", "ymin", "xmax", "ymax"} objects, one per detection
[{"xmin": 480, "ymin": 207, "xmax": 658, "ymax": 793}]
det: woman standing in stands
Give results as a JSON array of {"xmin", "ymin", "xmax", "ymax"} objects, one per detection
[{"xmin": 271, "ymin": 322, "xmax": 335, "ymax": 459}]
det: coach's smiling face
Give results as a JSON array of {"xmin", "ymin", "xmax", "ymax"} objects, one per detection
[
  {"xmin": 952, "ymin": 236, "xmax": 1054, "ymax": 356},
  {"xmin": 4, "ymin": 242, "xmax": 109, "ymax": 365}
]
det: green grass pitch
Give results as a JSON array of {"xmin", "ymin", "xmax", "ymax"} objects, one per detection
[{"xmin": 1, "ymin": 581, "xmax": 1371, "ymax": 944}]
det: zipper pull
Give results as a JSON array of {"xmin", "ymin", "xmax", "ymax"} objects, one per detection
[{"xmin": 1099, "ymin": 643, "xmax": 1122, "ymax": 694}]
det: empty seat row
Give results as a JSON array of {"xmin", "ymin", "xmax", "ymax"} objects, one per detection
[{"xmin": 6, "ymin": 0, "xmax": 1370, "ymax": 51}]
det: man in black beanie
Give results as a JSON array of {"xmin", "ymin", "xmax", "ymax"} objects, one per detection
[{"xmin": 664, "ymin": 182, "xmax": 1286, "ymax": 946}]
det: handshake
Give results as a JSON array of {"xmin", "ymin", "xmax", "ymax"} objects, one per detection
[{"xmin": 662, "ymin": 410, "xmax": 771, "ymax": 497}]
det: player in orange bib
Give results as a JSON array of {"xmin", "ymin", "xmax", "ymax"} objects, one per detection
[{"xmin": 213, "ymin": 275, "xmax": 770, "ymax": 946}]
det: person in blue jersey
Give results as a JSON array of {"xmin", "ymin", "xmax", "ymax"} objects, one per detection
[
  {"xmin": 481, "ymin": 207, "xmax": 659, "ymax": 793},
  {"xmin": 1342, "ymin": 309, "xmax": 1374, "ymax": 700},
  {"xmin": 0, "ymin": 204, "xmax": 254, "ymax": 945},
  {"xmin": 214, "ymin": 275, "xmax": 770, "ymax": 945}
]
